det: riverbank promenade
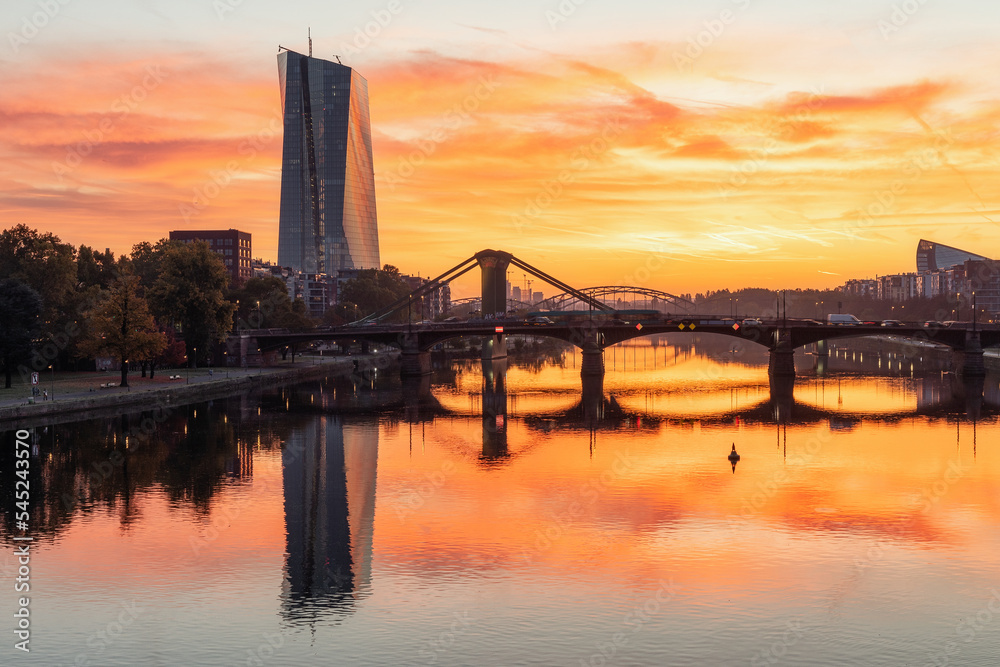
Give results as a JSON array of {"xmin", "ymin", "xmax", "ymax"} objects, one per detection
[{"xmin": 0, "ymin": 353, "xmax": 396, "ymax": 425}]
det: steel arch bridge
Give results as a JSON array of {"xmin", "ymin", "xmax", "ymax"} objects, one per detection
[
  {"xmin": 447, "ymin": 297, "xmax": 536, "ymax": 313},
  {"xmin": 535, "ymin": 286, "xmax": 695, "ymax": 313}
]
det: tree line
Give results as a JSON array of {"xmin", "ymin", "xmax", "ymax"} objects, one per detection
[{"xmin": 0, "ymin": 225, "xmax": 312, "ymax": 389}]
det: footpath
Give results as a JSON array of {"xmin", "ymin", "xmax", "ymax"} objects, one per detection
[{"xmin": 0, "ymin": 353, "xmax": 398, "ymax": 428}]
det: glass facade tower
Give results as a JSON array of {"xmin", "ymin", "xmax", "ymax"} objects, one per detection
[
  {"xmin": 916, "ymin": 239, "xmax": 988, "ymax": 272},
  {"xmin": 277, "ymin": 50, "xmax": 380, "ymax": 275}
]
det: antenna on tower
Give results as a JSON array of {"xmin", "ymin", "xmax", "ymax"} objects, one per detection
[{"xmin": 308, "ymin": 27, "xmax": 312, "ymax": 57}]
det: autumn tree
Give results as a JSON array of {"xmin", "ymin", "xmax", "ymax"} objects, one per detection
[
  {"xmin": 0, "ymin": 278, "xmax": 43, "ymax": 389},
  {"xmin": 333, "ymin": 265, "xmax": 412, "ymax": 323},
  {"xmin": 149, "ymin": 241, "xmax": 235, "ymax": 367},
  {"xmin": 84, "ymin": 273, "xmax": 166, "ymax": 388}
]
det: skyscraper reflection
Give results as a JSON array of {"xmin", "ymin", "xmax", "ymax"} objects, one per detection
[{"xmin": 281, "ymin": 416, "xmax": 378, "ymax": 622}]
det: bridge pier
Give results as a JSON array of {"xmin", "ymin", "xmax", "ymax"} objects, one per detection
[
  {"xmin": 816, "ymin": 339, "xmax": 829, "ymax": 357},
  {"xmin": 768, "ymin": 348, "xmax": 796, "ymax": 377},
  {"xmin": 956, "ymin": 332, "xmax": 986, "ymax": 378},
  {"xmin": 400, "ymin": 334, "xmax": 431, "ymax": 377},
  {"xmin": 768, "ymin": 330, "xmax": 796, "ymax": 378},
  {"xmin": 580, "ymin": 340, "xmax": 605, "ymax": 377},
  {"xmin": 482, "ymin": 334, "xmax": 507, "ymax": 360}
]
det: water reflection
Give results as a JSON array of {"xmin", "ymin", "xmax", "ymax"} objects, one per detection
[
  {"xmin": 481, "ymin": 358, "xmax": 508, "ymax": 462},
  {"xmin": 280, "ymin": 418, "xmax": 378, "ymax": 622},
  {"xmin": 2, "ymin": 343, "xmax": 1000, "ymax": 666}
]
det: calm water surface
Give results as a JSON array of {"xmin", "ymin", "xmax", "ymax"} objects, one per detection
[{"xmin": 2, "ymin": 337, "xmax": 1000, "ymax": 666}]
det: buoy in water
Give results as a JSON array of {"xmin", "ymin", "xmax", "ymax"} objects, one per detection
[{"xmin": 728, "ymin": 444, "xmax": 740, "ymax": 462}]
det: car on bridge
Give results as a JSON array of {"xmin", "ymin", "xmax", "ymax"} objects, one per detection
[
  {"xmin": 827, "ymin": 314, "xmax": 862, "ymax": 325},
  {"xmin": 880, "ymin": 320, "xmax": 904, "ymax": 327},
  {"xmin": 527, "ymin": 316, "xmax": 554, "ymax": 325}
]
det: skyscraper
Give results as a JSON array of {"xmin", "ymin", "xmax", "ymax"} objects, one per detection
[{"xmin": 277, "ymin": 49, "xmax": 380, "ymax": 275}]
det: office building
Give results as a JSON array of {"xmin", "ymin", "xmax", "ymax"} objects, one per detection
[
  {"xmin": 169, "ymin": 228, "xmax": 252, "ymax": 285},
  {"xmin": 276, "ymin": 49, "xmax": 380, "ymax": 276}
]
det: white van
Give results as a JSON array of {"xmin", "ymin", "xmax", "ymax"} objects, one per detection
[{"xmin": 826, "ymin": 314, "xmax": 862, "ymax": 325}]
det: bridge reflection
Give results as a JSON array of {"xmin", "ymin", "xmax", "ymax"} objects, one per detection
[{"xmin": 269, "ymin": 351, "xmax": 994, "ymax": 622}]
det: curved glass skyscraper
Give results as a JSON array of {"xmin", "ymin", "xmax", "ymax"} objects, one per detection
[
  {"xmin": 277, "ymin": 49, "xmax": 380, "ymax": 274},
  {"xmin": 916, "ymin": 239, "xmax": 988, "ymax": 272}
]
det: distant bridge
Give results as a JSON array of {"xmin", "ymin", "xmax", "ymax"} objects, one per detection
[{"xmin": 231, "ymin": 249, "xmax": 997, "ymax": 381}]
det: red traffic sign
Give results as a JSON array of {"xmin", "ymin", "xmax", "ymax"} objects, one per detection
[
  {"xmin": 495, "ymin": 326, "xmax": 504, "ymax": 333},
  {"xmin": 31, "ymin": 372, "xmax": 39, "ymax": 385}
]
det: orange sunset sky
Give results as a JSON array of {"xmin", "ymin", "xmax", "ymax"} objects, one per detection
[{"xmin": 3, "ymin": 0, "xmax": 1000, "ymax": 298}]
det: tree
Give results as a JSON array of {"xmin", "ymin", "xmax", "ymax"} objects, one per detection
[
  {"xmin": 334, "ymin": 264, "xmax": 413, "ymax": 323},
  {"xmin": 0, "ymin": 225, "xmax": 78, "ymax": 367},
  {"xmin": 149, "ymin": 241, "xmax": 235, "ymax": 366},
  {"xmin": 84, "ymin": 272, "xmax": 166, "ymax": 388},
  {"xmin": 0, "ymin": 278, "xmax": 43, "ymax": 389},
  {"xmin": 77, "ymin": 245, "xmax": 117, "ymax": 290},
  {"xmin": 232, "ymin": 276, "xmax": 315, "ymax": 331},
  {"xmin": 0, "ymin": 225, "xmax": 76, "ymax": 314}
]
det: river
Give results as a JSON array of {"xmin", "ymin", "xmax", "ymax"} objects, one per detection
[{"xmin": 2, "ymin": 335, "xmax": 999, "ymax": 666}]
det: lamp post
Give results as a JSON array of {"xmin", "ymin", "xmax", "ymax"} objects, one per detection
[{"xmin": 973, "ymin": 291, "xmax": 977, "ymax": 331}]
